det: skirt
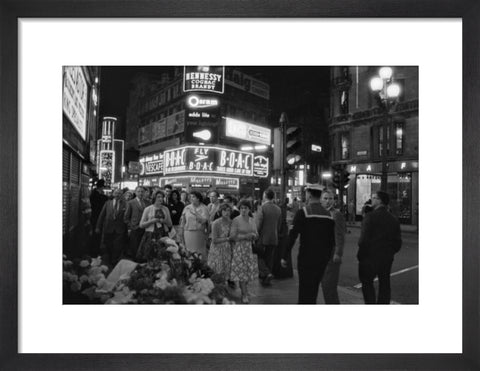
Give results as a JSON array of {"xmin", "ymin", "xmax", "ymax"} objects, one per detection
[{"xmin": 184, "ymin": 230, "xmax": 207, "ymax": 260}]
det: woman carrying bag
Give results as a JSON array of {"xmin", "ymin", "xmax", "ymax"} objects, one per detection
[{"xmin": 136, "ymin": 190, "xmax": 172, "ymax": 262}]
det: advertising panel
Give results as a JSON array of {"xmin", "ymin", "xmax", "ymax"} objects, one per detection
[
  {"xmin": 139, "ymin": 153, "xmax": 164, "ymax": 176},
  {"xmin": 138, "ymin": 123, "xmax": 152, "ymax": 145},
  {"xmin": 160, "ymin": 176, "xmax": 240, "ymax": 190},
  {"xmin": 128, "ymin": 161, "xmax": 142, "ymax": 174},
  {"xmin": 98, "ymin": 150, "xmax": 114, "ymax": 187},
  {"xmin": 185, "ymin": 94, "xmax": 221, "ymax": 144},
  {"xmin": 62, "ymin": 66, "xmax": 88, "ymax": 140},
  {"xmin": 225, "ymin": 117, "xmax": 271, "ymax": 145},
  {"xmin": 163, "ymin": 146, "xmax": 254, "ymax": 176},
  {"xmin": 151, "ymin": 118, "xmax": 167, "ymax": 141},
  {"xmin": 183, "ymin": 66, "xmax": 225, "ymax": 94},
  {"xmin": 253, "ymin": 155, "xmax": 269, "ymax": 178},
  {"xmin": 225, "ymin": 69, "xmax": 270, "ymax": 100},
  {"xmin": 166, "ymin": 110, "xmax": 185, "ymax": 136}
]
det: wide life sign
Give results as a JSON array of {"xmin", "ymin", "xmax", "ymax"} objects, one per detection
[{"xmin": 163, "ymin": 145, "xmax": 254, "ymax": 176}]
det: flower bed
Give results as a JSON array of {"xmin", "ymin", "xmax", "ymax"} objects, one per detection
[{"xmin": 63, "ymin": 237, "xmax": 235, "ymax": 305}]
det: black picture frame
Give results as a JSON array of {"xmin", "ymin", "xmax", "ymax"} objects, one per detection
[{"xmin": 1, "ymin": 1, "xmax": 478, "ymax": 370}]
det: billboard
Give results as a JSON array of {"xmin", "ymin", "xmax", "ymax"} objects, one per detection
[
  {"xmin": 166, "ymin": 110, "xmax": 185, "ymax": 136},
  {"xmin": 62, "ymin": 66, "xmax": 88, "ymax": 140},
  {"xmin": 225, "ymin": 117, "xmax": 271, "ymax": 145},
  {"xmin": 163, "ymin": 145, "xmax": 254, "ymax": 176},
  {"xmin": 225, "ymin": 69, "xmax": 270, "ymax": 100},
  {"xmin": 183, "ymin": 66, "xmax": 225, "ymax": 94},
  {"xmin": 253, "ymin": 155, "xmax": 269, "ymax": 178},
  {"xmin": 98, "ymin": 150, "xmax": 114, "ymax": 187},
  {"xmin": 151, "ymin": 118, "xmax": 167, "ymax": 141},
  {"xmin": 160, "ymin": 176, "xmax": 240, "ymax": 190},
  {"xmin": 139, "ymin": 153, "xmax": 164, "ymax": 176}
]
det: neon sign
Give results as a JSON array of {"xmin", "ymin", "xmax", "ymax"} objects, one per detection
[
  {"xmin": 184, "ymin": 66, "xmax": 225, "ymax": 94},
  {"xmin": 163, "ymin": 146, "xmax": 253, "ymax": 176}
]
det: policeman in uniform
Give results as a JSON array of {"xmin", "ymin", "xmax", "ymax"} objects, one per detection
[{"xmin": 281, "ymin": 184, "xmax": 335, "ymax": 304}]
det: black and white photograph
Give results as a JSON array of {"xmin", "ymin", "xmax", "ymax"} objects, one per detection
[
  {"xmin": 62, "ymin": 65, "xmax": 419, "ymax": 306},
  {"xmin": 5, "ymin": 13, "xmax": 475, "ymax": 368}
]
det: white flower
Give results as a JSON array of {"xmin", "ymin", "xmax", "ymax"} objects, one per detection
[
  {"xmin": 154, "ymin": 277, "xmax": 169, "ymax": 290},
  {"xmin": 91, "ymin": 256, "xmax": 102, "ymax": 267},
  {"xmin": 79, "ymin": 275, "xmax": 89, "ymax": 284},
  {"xmin": 192, "ymin": 278, "xmax": 214, "ymax": 295},
  {"xmin": 79, "ymin": 260, "xmax": 90, "ymax": 268},
  {"xmin": 172, "ymin": 253, "xmax": 181, "ymax": 260},
  {"xmin": 166, "ymin": 245, "xmax": 179, "ymax": 253},
  {"xmin": 97, "ymin": 277, "xmax": 108, "ymax": 289},
  {"xmin": 100, "ymin": 265, "xmax": 109, "ymax": 273}
]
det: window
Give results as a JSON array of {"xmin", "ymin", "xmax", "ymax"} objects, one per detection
[
  {"xmin": 378, "ymin": 124, "xmax": 391, "ymax": 157},
  {"xmin": 340, "ymin": 90, "xmax": 349, "ymax": 114},
  {"xmin": 395, "ymin": 122, "xmax": 405, "ymax": 155},
  {"xmin": 341, "ymin": 132, "xmax": 350, "ymax": 160},
  {"xmin": 378, "ymin": 126, "xmax": 384, "ymax": 157}
]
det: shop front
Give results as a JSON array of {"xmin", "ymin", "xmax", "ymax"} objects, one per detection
[{"xmin": 347, "ymin": 160, "xmax": 418, "ymax": 225}]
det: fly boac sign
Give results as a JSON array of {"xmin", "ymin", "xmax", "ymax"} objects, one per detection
[{"xmin": 163, "ymin": 145, "xmax": 253, "ymax": 176}]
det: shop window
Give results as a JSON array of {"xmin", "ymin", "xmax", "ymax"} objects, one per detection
[
  {"xmin": 395, "ymin": 122, "xmax": 405, "ymax": 155},
  {"xmin": 387, "ymin": 173, "xmax": 412, "ymax": 224},
  {"xmin": 355, "ymin": 174, "xmax": 381, "ymax": 216},
  {"xmin": 341, "ymin": 132, "xmax": 350, "ymax": 160}
]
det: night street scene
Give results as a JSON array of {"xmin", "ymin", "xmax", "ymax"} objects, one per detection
[{"xmin": 63, "ymin": 66, "xmax": 419, "ymax": 305}]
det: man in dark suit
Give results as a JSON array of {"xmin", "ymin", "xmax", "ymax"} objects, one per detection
[
  {"xmin": 89, "ymin": 179, "xmax": 108, "ymax": 256},
  {"xmin": 96, "ymin": 188, "xmax": 127, "ymax": 267},
  {"xmin": 124, "ymin": 186, "xmax": 147, "ymax": 259},
  {"xmin": 357, "ymin": 190, "xmax": 402, "ymax": 304},
  {"xmin": 256, "ymin": 188, "xmax": 282, "ymax": 286}
]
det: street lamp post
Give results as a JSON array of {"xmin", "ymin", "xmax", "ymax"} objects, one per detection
[
  {"xmin": 279, "ymin": 112, "xmax": 288, "ymax": 209},
  {"xmin": 369, "ymin": 67, "xmax": 401, "ymax": 192}
]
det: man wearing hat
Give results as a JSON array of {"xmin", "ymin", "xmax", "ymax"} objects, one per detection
[{"xmin": 281, "ymin": 183, "xmax": 335, "ymax": 304}]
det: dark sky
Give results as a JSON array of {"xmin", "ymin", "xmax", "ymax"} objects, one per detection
[{"xmin": 99, "ymin": 66, "xmax": 331, "ymax": 124}]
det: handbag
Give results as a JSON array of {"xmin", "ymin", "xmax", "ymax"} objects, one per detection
[{"xmin": 252, "ymin": 241, "xmax": 265, "ymax": 256}]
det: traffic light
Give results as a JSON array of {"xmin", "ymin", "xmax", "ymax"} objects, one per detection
[
  {"xmin": 332, "ymin": 168, "xmax": 342, "ymax": 188},
  {"xmin": 286, "ymin": 126, "xmax": 302, "ymax": 167},
  {"xmin": 342, "ymin": 168, "xmax": 350, "ymax": 188}
]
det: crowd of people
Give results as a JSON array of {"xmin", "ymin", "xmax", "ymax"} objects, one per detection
[{"xmin": 78, "ymin": 179, "xmax": 402, "ymax": 305}]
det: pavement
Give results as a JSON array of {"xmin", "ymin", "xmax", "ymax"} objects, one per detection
[
  {"xmin": 227, "ymin": 270, "xmax": 366, "ymax": 305},
  {"xmin": 346, "ymin": 221, "xmax": 418, "ymax": 234},
  {"xmin": 225, "ymin": 219, "xmax": 417, "ymax": 305}
]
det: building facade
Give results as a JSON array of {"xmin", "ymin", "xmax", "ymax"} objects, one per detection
[
  {"xmin": 329, "ymin": 66, "xmax": 419, "ymax": 225},
  {"xmin": 125, "ymin": 66, "xmax": 272, "ymax": 197},
  {"xmin": 62, "ymin": 66, "xmax": 101, "ymax": 254}
]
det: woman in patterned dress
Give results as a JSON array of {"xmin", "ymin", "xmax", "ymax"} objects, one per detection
[
  {"xmin": 229, "ymin": 200, "xmax": 259, "ymax": 304},
  {"xmin": 207, "ymin": 203, "xmax": 233, "ymax": 281}
]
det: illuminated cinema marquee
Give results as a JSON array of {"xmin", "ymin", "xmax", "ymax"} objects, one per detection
[{"xmin": 163, "ymin": 145, "xmax": 254, "ymax": 176}]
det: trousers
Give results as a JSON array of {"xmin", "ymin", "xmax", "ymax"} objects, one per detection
[
  {"xmin": 358, "ymin": 256, "xmax": 394, "ymax": 304},
  {"xmin": 297, "ymin": 260, "xmax": 330, "ymax": 304},
  {"xmin": 321, "ymin": 260, "xmax": 341, "ymax": 304},
  {"xmin": 258, "ymin": 244, "xmax": 276, "ymax": 279}
]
